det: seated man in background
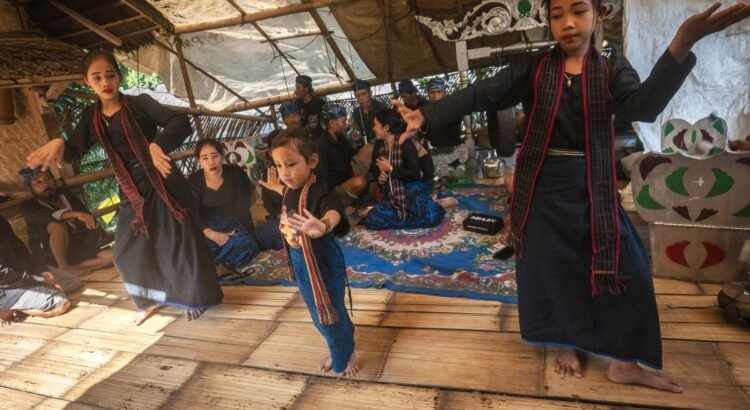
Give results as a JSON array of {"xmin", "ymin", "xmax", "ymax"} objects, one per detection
[
  {"xmin": 0, "ymin": 214, "xmax": 70, "ymax": 327},
  {"xmin": 350, "ymin": 79, "xmax": 388, "ymax": 149},
  {"xmin": 316, "ymin": 105, "xmax": 373, "ymax": 205},
  {"xmin": 397, "ymin": 80, "xmax": 428, "ymax": 111},
  {"xmin": 20, "ymin": 167, "xmax": 112, "ymax": 276},
  {"xmin": 294, "ymin": 75, "xmax": 326, "ymax": 136}
]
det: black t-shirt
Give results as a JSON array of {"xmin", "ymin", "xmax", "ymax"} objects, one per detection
[
  {"xmin": 316, "ymin": 131, "xmax": 356, "ymax": 188},
  {"xmin": 281, "ymin": 181, "xmax": 349, "ymax": 239},
  {"xmin": 300, "ymin": 96, "xmax": 326, "ymax": 135},
  {"xmin": 188, "ymin": 164, "xmax": 254, "ymax": 231}
]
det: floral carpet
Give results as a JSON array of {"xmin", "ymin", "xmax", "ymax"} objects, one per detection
[{"xmin": 236, "ymin": 185, "xmax": 517, "ymax": 303}]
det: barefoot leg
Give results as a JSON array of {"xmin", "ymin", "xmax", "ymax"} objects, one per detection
[
  {"xmin": 554, "ymin": 347, "xmax": 585, "ymax": 378},
  {"xmin": 607, "ymin": 360, "xmax": 683, "ymax": 393},
  {"xmin": 134, "ymin": 305, "xmax": 160, "ymax": 326},
  {"xmin": 436, "ymin": 197, "xmax": 459, "ymax": 209},
  {"xmin": 339, "ymin": 350, "xmax": 360, "ymax": 378},
  {"xmin": 320, "ymin": 355, "xmax": 333, "ymax": 373}
]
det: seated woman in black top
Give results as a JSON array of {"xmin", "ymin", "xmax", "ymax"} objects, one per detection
[
  {"xmin": 364, "ymin": 108, "xmax": 446, "ymax": 230},
  {"xmin": 189, "ymin": 140, "xmax": 260, "ymax": 276}
]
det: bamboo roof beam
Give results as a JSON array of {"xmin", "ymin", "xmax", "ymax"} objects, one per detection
[
  {"xmin": 121, "ymin": 0, "xmax": 175, "ymax": 33},
  {"xmin": 152, "ymin": 39, "xmax": 250, "ymax": 105},
  {"xmin": 220, "ymin": 0, "xmax": 300, "ymax": 76},
  {"xmin": 59, "ymin": 15, "xmax": 146, "ymax": 40},
  {"xmin": 303, "ymin": 1, "xmax": 355, "ymax": 81},
  {"xmin": 249, "ymin": 21, "xmax": 301, "ymax": 76},
  {"xmin": 47, "ymin": 0, "xmax": 123, "ymax": 47},
  {"xmin": 84, "ymin": 25, "xmax": 160, "ymax": 48},
  {"xmin": 260, "ymin": 30, "xmax": 326, "ymax": 43},
  {"xmin": 173, "ymin": 0, "xmax": 355, "ymax": 35},
  {"xmin": 223, "ymin": 77, "xmax": 388, "ymax": 113}
]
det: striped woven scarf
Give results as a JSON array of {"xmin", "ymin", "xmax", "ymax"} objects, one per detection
[
  {"xmin": 281, "ymin": 175, "xmax": 339, "ymax": 325},
  {"xmin": 93, "ymin": 94, "xmax": 186, "ymax": 237},
  {"xmin": 379, "ymin": 136, "xmax": 407, "ymax": 220},
  {"xmin": 510, "ymin": 47, "xmax": 624, "ymax": 296}
]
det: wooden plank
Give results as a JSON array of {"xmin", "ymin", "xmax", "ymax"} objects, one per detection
[
  {"xmin": 79, "ymin": 268, "xmax": 121, "ymax": 283},
  {"xmin": 0, "ymin": 322, "xmax": 70, "ymax": 340},
  {"xmin": 697, "ymin": 283, "xmax": 724, "ymax": 296},
  {"xmin": 294, "ymin": 377, "xmax": 440, "ymax": 409},
  {"xmin": 56, "ymin": 328, "xmax": 161, "ymax": 353},
  {"xmin": 660, "ymin": 322, "xmax": 750, "ymax": 343},
  {"xmin": 22, "ymin": 305, "xmax": 103, "ymax": 329},
  {"xmin": 77, "ymin": 306, "xmax": 176, "ymax": 335},
  {"xmin": 144, "ymin": 318, "xmax": 276, "ymax": 364},
  {"xmin": 652, "ymin": 278, "xmax": 703, "ymax": 295},
  {"xmin": 222, "ymin": 286, "xmax": 299, "ymax": 306},
  {"xmin": 160, "ymin": 302, "xmax": 284, "ymax": 321},
  {"xmin": 718, "ymin": 342, "xmax": 750, "ymax": 389},
  {"xmin": 0, "ymin": 335, "xmax": 49, "ymax": 372},
  {"xmin": 0, "ymin": 341, "xmax": 117, "ymax": 397},
  {"xmin": 69, "ymin": 354, "xmax": 198, "ymax": 409},
  {"xmin": 543, "ymin": 340, "xmax": 749, "ymax": 410},
  {"xmin": 442, "ymin": 391, "xmax": 627, "ymax": 409},
  {"xmin": 246, "ymin": 322, "xmax": 396, "ymax": 380},
  {"xmin": 656, "ymin": 295, "xmax": 725, "ymax": 323},
  {"xmin": 378, "ymin": 329, "xmax": 544, "ymax": 395},
  {"xmin": 0, "ymin": 386, "xmax": 100, "ymax": 410},
  {"xmin": 276, "ymin": 306, "xmax": 385, "ymax": 327},
  {"xmin": 380, "ymin": 311, "xmax": 501, "ymax": 332},
  {"xmin": 69, "ymin": 287, "xmax": 128, "ymax": 307},
  {"xmin": 164, "ymin": 363, "xmax": 309, "ymax": 409}
]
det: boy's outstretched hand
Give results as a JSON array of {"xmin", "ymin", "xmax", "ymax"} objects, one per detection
[{"xmin": 670, "ymin": 2, "xmax": 750, "ymax": 62}]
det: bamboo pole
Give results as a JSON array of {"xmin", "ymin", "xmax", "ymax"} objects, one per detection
[
  {"xmin": 61, "ymin": 90, "xmax": 271, "ymax": 122},
  {"xmin": 0, "ymin": 150, "xmax": 195, "ymax": 211},
  {"xmin": 173, "ymin": 0, "xmax": 355, "ymax": 35},
  {"xmin": 174, "ymin": 34, "xmax": 205, "ymax": 138},
  {"xmin": 47, "ymin": 0, "xmax": 123, "ymax": 47},
  {"xmin": 306, "ymin": 6, "xmax": 355, "ymax": 81},
  {"xmin": 223, "ymin": 77, "xmax": 387, "ymax": 112},
  {"xmin": 59, "ymin": 15, "xmax": 146, "ymax": 40},
  {"xmin": 250, "ymin": 21, "xmax": 300, "ymax": 76},
  {"xmin": 152, "ymin": 39, "xmax": 250, "ymax": 104},
  {"xmin": 384, "ymin": 0, "xmax": 393, "ymax": 81}
]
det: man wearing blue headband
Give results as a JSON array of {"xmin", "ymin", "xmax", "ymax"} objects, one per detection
[
  {"xmin": 351, "ymin": 79, "xmax": 388, "ymax": 146},
  {"xmin": 294, "ymin": 74, "xmax": 326, "ymax": 135},
  {"xmin": 397, "ymin": 80, "xmax": 428, "ymax": 111},
  {"xmin": 316, "ymin": 104, "xmax": 372, "ymax": 204},
  {"xmin": 424, "ymin": 77, "xmax": 462, "ymax": 148}
]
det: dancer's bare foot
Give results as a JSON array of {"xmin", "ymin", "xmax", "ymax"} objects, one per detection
[
  {"xmin": 554, "ymin": 347, "xmax": 585, "ymax": 378},
  {"xmin": 607, "ymin": 361, "xmax": 683, "ymax": 393},
  {"xmin": 185, "ymin": 308, "xmax": 206, "ymax": 321},
  {"xmin": 338, "ymin": 350, "xmax": 359, "ymax": 378},
  {"xmin": 133, "ymin": 305, "xmax": 160, "ymax": 326},
  {"xmin": 0, "ymin": 310, "xmax": 13, "ymax": 327},
  {"xmin": 320, "ymin": 356, "xmax": 333, "ymax": 373}
]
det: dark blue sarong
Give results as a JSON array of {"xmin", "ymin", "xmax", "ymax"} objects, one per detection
[
  {"xmin": 205, "ymin": 217, "xmax": 259, "ymax": 270},
  {"xmin": 516, "ymin": 156, "xmax": 662, "ymax": 369},
  {"xmin": 288, "ymin": 235, "xmax": 355, "ymax": 373},
  {"xmin": 364, "ymin": 181, "xmax": 445, "ymax": 230}
]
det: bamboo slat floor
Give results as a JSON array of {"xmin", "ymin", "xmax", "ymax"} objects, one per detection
[{"xmin": 0, "ymin": 267, "xmax": 747, "ymax": 410}]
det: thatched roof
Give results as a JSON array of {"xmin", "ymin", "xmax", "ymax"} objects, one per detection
[
  {"xmin": 0, "ymin": 33, "xmax": 83, "ymax": 87},
  {"xmin": 22, "ymin": 0, "xmax": 164, "ymax": 52}
]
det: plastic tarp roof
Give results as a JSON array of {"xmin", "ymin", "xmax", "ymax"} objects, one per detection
[
  {"xmin": 125, "ymin": 0, "xmax": 374, "ymax": 111},
  {"xmin": 122, "ymin": 0, "xmax": 544, "ymax": 111}
]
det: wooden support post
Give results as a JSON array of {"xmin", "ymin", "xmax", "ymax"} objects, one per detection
[
  {"xmin": 384, "ymin": 0, "xmax": 393, "ymax": 82},
  {"xmin": 47, "ymin": 0, "xmax": 123, "ymax": 47},
  {"xmin": 174, "ymin": 35, "xmax": 205, "ymax": 138}
]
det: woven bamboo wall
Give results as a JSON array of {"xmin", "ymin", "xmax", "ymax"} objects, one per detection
[{"xmin": 0, "ymin": 88, "xmax": 50, "ymax": 191}]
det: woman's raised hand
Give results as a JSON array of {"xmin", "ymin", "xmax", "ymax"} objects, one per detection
[
  {"xmin": 27, "ymin": 138, "xmax": 65, "ymax": 171},
  {"xmin": 670, "ymin": 2, "xmax": 750, "ymax": 62}
]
